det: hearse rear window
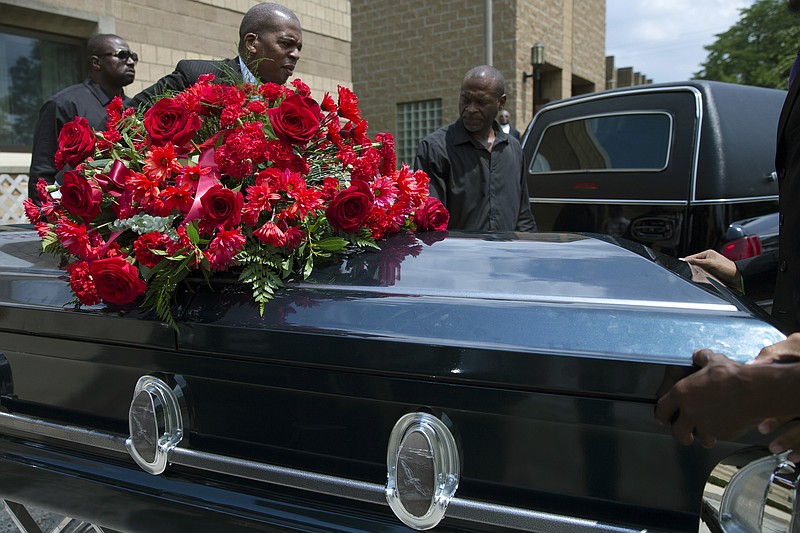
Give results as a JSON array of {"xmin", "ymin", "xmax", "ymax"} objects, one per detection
[{"xmin": 530, "ymin": 112, "xmax": 672, "ymax": 173}]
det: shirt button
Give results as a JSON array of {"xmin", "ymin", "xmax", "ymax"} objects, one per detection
[{"xmin": 780, "ymin": 259, "xmax": 788, "ymax": 272}]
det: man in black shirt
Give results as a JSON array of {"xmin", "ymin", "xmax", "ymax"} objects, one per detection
[
  {"xmin": 498, "ymin": 109, "xmax": 521, "ymax": 141},
  {"xmin": 129, "ymin": 3, "xmax": 302, "ymax": 110},
  {"xmin": 28, "ymin": 34, "xmax": 136, "ymax": 200},
  {"xmin": 414, "ymin": 65, "xmax": 536, "ymax": 232}
]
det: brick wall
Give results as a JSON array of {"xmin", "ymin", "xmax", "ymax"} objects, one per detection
[
  {"xmin": 353, "ymin": 0, "xmax": 605, "ymax": 150},
  {"xmin": 352, "ymin": 0, "xmax": 489, "ymax": 153}
]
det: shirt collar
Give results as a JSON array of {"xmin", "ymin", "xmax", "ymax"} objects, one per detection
[
  {"xmin": 84, "ymin": 77, "xmax": 126, "ymax": 106},
  {"xmin": 239, "ymin": 56, "xmax": 259, "ymax": 84}
]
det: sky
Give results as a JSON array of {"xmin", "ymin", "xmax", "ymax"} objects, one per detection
[{"xmin": 605, "ymin": 0, "xmax": 758, "ymax": 83}]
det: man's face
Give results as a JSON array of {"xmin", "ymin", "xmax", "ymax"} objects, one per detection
[
  {"xmin": 95, "ymin": 37, "xmax": 136, "ymax": 88},
  {"xmin": 247, "ymin": 15, "xmax": 303, "ymax": 84},
  {"xmin": 459, "ymin": 76, "xmax": 505, "ymax": 134},
  {"xmin": 498, "ymin": 110, "xmax": 510, "ymax": 125}
]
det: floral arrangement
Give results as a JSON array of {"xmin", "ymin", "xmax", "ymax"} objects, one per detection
[{"xmin": 25, "ymin": 76, "xmax": 449, "ymax": 329}]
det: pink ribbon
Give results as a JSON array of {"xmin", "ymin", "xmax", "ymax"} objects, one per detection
[{"xmin": 184, "ymin": 146, "xmax": 221, "ymax": 223}]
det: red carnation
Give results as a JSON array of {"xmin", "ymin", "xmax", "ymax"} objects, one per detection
[
  {"xmin": 67, "ymin": 261, "xmax": 100, "ymax": 306},
  {"xmin": 337, "ymin": 85, "xmax": 361, "ymax": 122},
  {"xmin": 205, "ymin": 228, "xmax": 246, "ymax": 271}
]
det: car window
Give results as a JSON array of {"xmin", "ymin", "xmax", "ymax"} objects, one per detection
[{"xmin": 530, "ymin": 113, "xmax": 672, "ymax": 173}]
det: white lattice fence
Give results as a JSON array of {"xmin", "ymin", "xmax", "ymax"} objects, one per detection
[{"xmin": 0, "ymin": 172, "xmax": 29, "ymax": 224}]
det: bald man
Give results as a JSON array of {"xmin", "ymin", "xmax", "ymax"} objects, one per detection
[
  {"xmin": 414, "ymin": 66, "xmax": 536, "ymax": 231},
  {"xmin": 129, "ymin": 2, "xmax": 302, "ymax": 109}
]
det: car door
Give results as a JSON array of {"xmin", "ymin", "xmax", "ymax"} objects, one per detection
[{"xmin": 524, "ymin": 87, "xmax": 699, "ymax": 257}]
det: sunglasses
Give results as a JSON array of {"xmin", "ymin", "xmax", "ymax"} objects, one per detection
[{"xmin": 98, "ymin": 49, "xmax": 139, "ymax": 63}]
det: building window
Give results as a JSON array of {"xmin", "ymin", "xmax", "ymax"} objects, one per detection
[
  {"xmin": 0, "ymin": 26, "xmax": 84, "ymax": 151},
  {"xmin": 396, "ymin": 100, "xmax": 441, "ymax": 166}
]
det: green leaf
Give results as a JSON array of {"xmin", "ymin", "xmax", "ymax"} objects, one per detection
[
  {"xmin": 312, "ymin": 237, "xmax": 348, "ymax": 252},
  {"xmin": 186, "ymin": 222, "xmax": 201, "ymax": 245}
]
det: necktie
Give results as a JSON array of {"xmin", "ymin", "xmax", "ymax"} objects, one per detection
[{"xmin": 790, "ymin": 49, "xmax": 800, "ymax": 89}]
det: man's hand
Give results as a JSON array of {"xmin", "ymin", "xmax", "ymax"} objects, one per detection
[
  {"xmin": 753, "ymin": 332, "xmax": 800, "ymax": 365},
  {"xmin": 682, "ymin": 249, "xmax": 741, "ymax": 288},
  {"xmin": 758, "ymin": 417, "xmax": 800, "ymax": 461},
  {"xmin": 655, "ymin": 349, "xmax": 757, "ymax": 447}
]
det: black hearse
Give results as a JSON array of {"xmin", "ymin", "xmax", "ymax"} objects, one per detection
[
  {"xmin": 0, "ymin": 226, "xmax": 794, "ymax": 532},
  {"xmin": 523, "ymin": 81, "xmax": 784, "ymax": 262}
]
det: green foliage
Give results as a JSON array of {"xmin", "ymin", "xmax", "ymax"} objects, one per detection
[
  {"xmin": 235, "ymin": 241, "xmax": 287, "ymax": 314},
  {"xmin": 141, "ymin": 262, "xmax": 188, "ymax": 331},
  {"xmin": 695, "ymin": 0, "xmax": 800, "ymax": 88},
  {"xmin": 110, "ymin": 213, "xmax": 179, "ymax": 235}
]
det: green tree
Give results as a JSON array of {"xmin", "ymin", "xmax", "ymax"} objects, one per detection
[{"xmin": 695, "ymin": 0, "xmax": 800, "ymax": 89}]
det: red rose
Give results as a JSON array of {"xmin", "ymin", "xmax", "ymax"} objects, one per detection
[
  {"xmin": 60, "ymin": 170, "xmax": 103, "ymax": 223},
  {"xmin": 200, "ymin": 184, "xmax": 243, "ymax": 230},
  {"xmin": 144, "ymin": 97, "xmax": 202, "ymax": 147},
  {"xmin": 326, "ymin": 181, "xmax": 374, "ymax": 233},
  {"xmin": 414, "ymin": 197, "xmax": 450, "ymax": 231},
  {"xmin": 56, "ymin": 116, "xmax": 95, "ymax": 169},
  {"xmin": 89, "ymin": 256, "xmax": 148, "ymax": 305},
  {"xmin": 267, "ymin": 93, "xmax": 322, "ymax": 144}
]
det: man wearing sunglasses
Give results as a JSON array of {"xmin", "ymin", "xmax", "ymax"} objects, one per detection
[
  {"xmin": 28, "ymin": 33, "xmax": 137, "ymax": 202},
  {"xmin": 129, "ymin": 2, "xmax": 301, "ymax": 110}
]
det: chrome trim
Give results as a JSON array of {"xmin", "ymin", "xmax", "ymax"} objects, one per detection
[
  {"xmin": 531, "ymin": 198, "xmax": 689, "ymax": 206},
  {"xmin": 126, "ymin": 375, "xmax": 185, "ymax": 475},
  {"xmin": 528, "ymin": 195, "xmax": 778, "ymax": 206},
  {"xmin": 532, "ymin": 84, "xmax": 703, "ymax": 113},
  {"xmin": 294, "ymin": 283, "xmax": 739, "ymax": 313},
  {"xmin": 690, "ymin": 195, "xmax": 779, "ymax": 205},
  {"xmin": 527, "ymin": 85, "xmax": 705, "ymax": 202},
  {"xmin": 385, "ymin": 412, "xmax": 460, "ymax": 530},
  {"xmin": 0, "ymin": 411, "xmax": 127, "ymax": 452},
  {"xmin": 0, "ymin": 411, "xmax": 649, "ymax": 532}
]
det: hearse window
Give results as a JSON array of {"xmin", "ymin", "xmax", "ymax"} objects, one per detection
[{"xmin": 530, "ymin": 112, "xmax": 672, "ymax": 174}]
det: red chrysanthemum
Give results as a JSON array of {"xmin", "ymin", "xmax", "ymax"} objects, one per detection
[
  {"xmin": 143, "ymin": 144, "xmax": 183, "ymax": 181},
  {"xmin": 370, "ymin": 175, "xmax": 399, "ymax": 209}
]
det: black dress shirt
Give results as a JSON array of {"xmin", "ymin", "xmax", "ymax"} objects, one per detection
[
  {"xmin": 414, "ymin": 119, "xmax": 536, "ymax": 232},
  {"xmin": 28, "ymin": 78, "xmax": 128, "ymax": 199}
]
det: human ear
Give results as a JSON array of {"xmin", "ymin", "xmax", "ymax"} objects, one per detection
[{"xmin": 244, "ymin": 33, "xmax": 258, "ymax": 56}]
